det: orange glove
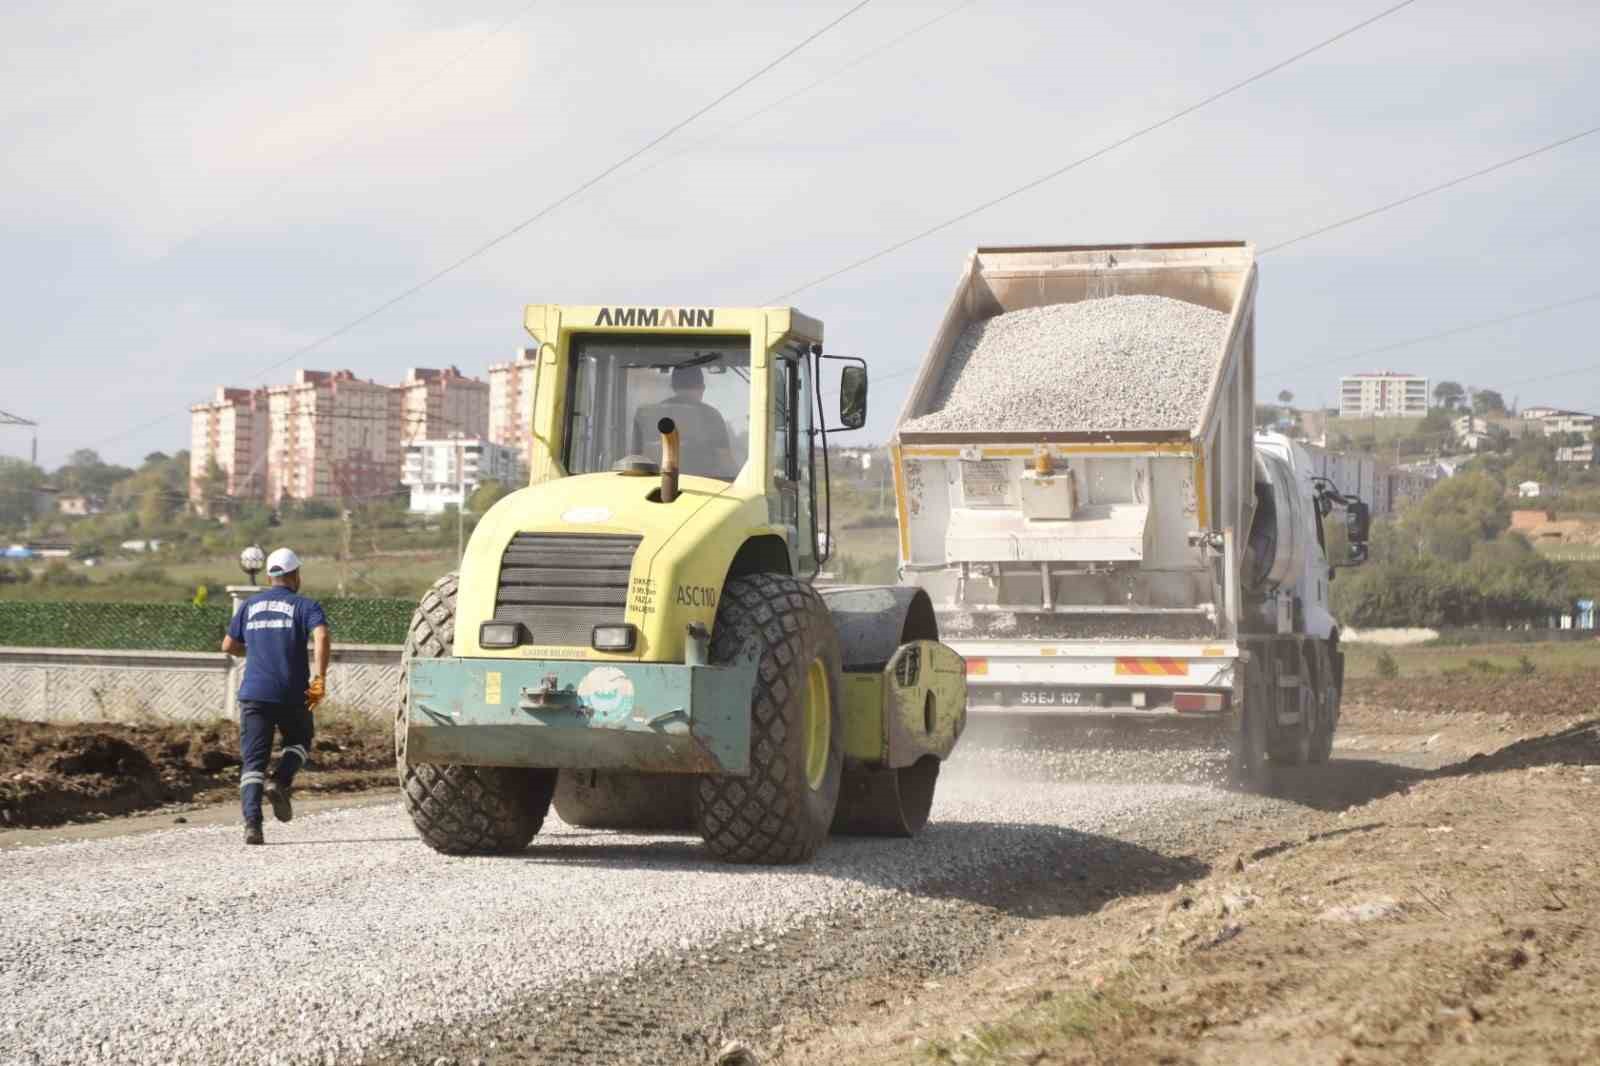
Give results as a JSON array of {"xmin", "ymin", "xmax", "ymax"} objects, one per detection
[{"xmin": 306, "ymin": 675, "xmax": 327, "ymax": 711}]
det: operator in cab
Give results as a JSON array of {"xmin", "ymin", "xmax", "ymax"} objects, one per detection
[
  {"xmin": 220, "ymin": 548, "xmax": 330, "ymax": 846},
  {"xmin": 634, "ymin": 365, "xmax": 734, "ymax": 478}
]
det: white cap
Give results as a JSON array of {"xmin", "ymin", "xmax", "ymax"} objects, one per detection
[{"xmin": 265, "ymin": 547, "xmax": 301, "ymax": 576}]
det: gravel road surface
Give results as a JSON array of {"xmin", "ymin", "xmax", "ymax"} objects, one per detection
[{"xmin": 2, "ymin": 747, "xmax": 1273, "ymax": 1066}]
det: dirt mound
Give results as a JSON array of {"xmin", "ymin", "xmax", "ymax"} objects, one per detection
[
  {"xmin": 1449, "ymin": 720, "xmax": 1600, "ymax": 775},
  {"xmin": 1347, "ymin": 669, "xmax": 1600, "ymax": 720},
  {"xmin": 0, "ymin": 717, "xmax": 393, "ymax": 828},
  {"xmin": 790, "ymin": 723, "xmax": 1600, "ymax": 1066}
]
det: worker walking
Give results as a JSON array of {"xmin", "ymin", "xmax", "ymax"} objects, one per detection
[{"xmin": 221, "ymin": 548, "xmax": 330, "ymax": 845}]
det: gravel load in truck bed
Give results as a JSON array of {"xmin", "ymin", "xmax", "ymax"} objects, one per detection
[{"xmin": 902, "ymin": 295, "xmax": 1230, "ymax": 434}]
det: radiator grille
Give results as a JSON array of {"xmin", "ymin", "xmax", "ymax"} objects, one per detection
[{"xmin": 493, "ymin": 533, "xmax": 642, "ymax": 647}]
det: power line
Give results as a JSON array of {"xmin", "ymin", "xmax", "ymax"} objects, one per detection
[
  {"xmin": 862, "ymin": 122, "xmax": 1600, "ymax": 394},
  {"xmin": 618, "ymin": 0, "xmax": 975, "ymax": 187},
  {"xmin": 1269, "ymin": 290, "xmax": 1600, "ymax": 377},
  {"xmin": 1259, "ymin": 123, "xmax": 1600, "ymax": 256},
  {"xmin": 186, "ymin": 0, "xmax": 546, "ymax": 249},
  {"xmin": 89, "ymin": 0, "xmax": 877, "ymax": 453},
  {"xmin": 40, "ymin": 2, "xmax": 543, "ymax": 381},
  {"xmin": 1492, "ymin": 356, "xmax": 1600, "ymax": 393},
  {"xmin": 764, "ymin": 0, "xmax": 1419, "ymax": 302},
  {"xmin": 252, "ymin": 0, "xmax": 876, "ymax": 378}
]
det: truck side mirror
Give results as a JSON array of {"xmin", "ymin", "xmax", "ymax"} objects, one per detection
[
  {"xmin": 839, "ymin": 365, "xmax": 868, "ymax": 430},
  {"xmin": 1344, "ymin": 500, "xmax": 1370, "ymax": 565}
]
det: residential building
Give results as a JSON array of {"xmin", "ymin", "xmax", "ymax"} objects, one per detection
[
  {"xmin": 1557, "ymin": 443, "xmax": 1595, "ymax": 467},
  {"xmin": 56, "ymin": 495, "xmax": 105, "ymax": 517},
  {"xmin": 266, "ymin": 370, "xmax": 403, "ymax": 503},
  {"xmin": 29, "ymin": 485, "xmax": 58, "ymax": 520},
  {"xmin": 1521, "ymin": 406, "xmax": 1562, "ymax": 421},
  {"xmin": 1518, "ymin": 481, "xmax": 1542, "ymax": 499},
  {"xmin": 1302, "ymin": 445, "xmax": 1389, "ymax": 516},
  {"xmin": 488, "ymin": 348, "xmax": 539, "ymax": 471},
  {"xmin": 397, "ymin": 366, "xmax": 490, "ymax": 443},
  {"xmin": 1337, "ymin": 372, "xmax": 1429, "ymax": 418},
  {"xmin": 1539, "ymin": 410, "xmax": 1596, "ymax": 439},
  {"xmin": 189, "ymin": 386, "xmax": 269, "ymax": 506},
  {"xmin": 1387, "ymin": 466, "xmax": 1436, "ymax": 510},
  {"xmin": 401, "ymin": 436, "xmax": 523, "ymax": 513}
]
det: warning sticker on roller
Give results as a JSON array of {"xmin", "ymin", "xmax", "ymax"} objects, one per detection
[{"xmin": 960, "ymin": 460, "xmax": 1010, "ymax": 506}]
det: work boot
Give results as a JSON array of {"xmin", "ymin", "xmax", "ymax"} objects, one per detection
[
  {"xmin": 244, "ymin": 823, "xmax": 265, "ymax": 846},
  {"xmin": 265, "ymin": 781, "xmax": 293, "ymax": 823}
]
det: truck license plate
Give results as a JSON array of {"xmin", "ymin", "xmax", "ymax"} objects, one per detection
[{"xmin": 1017, "ymin": 689, "xmax": 1082, "ymax": 706}]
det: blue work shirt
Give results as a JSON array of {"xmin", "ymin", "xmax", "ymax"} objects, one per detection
[{"xmin": 227, "ymin": 587, "xmax": 329, "ymax": 704}]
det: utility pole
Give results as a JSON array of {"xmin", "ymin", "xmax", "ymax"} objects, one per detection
[
  {"xmin": 339, "ymin": 503, "xmax": 352, "ymax": 597},
  {"xmin": 457, "ymin": 439, "xmax": 466, "ymax": 564},
  {"xmin": 0, "ymin": 410, "xmax": 38, "ymax": 465},
  {"xmin": 877, "ymin": 449, "xmax": 887, "ymax": 513}
]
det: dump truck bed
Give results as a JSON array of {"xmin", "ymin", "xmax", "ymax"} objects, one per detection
[{"xmin": 892, "ymin": 242, "xmax": 1258, "ymax": 719}]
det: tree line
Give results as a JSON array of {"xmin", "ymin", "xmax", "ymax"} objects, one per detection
[{"xmin": 1330, "ymin": 467, "xmax": 1595, "ymax": 629}]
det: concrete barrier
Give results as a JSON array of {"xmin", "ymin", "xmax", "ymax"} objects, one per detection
[{"xmin": 0, "ymin": 645, "xmax": 403, "ymax": 724}]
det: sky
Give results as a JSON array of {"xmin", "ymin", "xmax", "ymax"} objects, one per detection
[{"xmin": 2, "ymin": 0, "xmax": 1597, "ymax": 469}]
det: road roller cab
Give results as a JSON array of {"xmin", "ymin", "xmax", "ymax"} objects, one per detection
[{"xmin": 398, "ymin": 304, "xmax": 967, "ymax": 864}]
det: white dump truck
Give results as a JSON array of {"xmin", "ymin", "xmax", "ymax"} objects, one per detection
[{"xmin": 890, "ymin": 242, "xmax": 1370, "ymax": 781}]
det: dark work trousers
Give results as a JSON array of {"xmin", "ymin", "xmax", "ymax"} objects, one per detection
[{"xmin": 238, "ymin": 699, "xmax": 314, "ymax": 826}]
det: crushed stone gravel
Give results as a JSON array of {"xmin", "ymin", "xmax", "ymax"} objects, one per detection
[
  {"xmin": 903, "ymin": 296, "xmax": 1229, "ymax": 434},
  {"xmin": 0, "ymin": 746, "xmax": 1276, "ymax": 1066}
]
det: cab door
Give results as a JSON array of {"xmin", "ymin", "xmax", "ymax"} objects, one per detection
[{"xmin": 774, "ymin": 352, "xmax": 818, "ymax": 576}]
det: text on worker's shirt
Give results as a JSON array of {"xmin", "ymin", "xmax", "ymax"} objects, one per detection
[{"xmin": 246, "ymin": 599, "xmax": 296, "ymax": 631}]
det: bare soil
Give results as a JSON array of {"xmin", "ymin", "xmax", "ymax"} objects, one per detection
[
  {"xmin": 778, "ymin": 686, "xmax": 1600, "ymax": 1065},
  {"xmin": 0, "ymin": 716, "xmax": 394, "ymax": 827},
  {"xmin": 1345, "ymin": 669, "xmax": 1600, "ymax": 721}
]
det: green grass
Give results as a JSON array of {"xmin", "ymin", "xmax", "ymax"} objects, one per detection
[
  {"xmin": 1, "ymin": 548, "xmax": 459, "ymax": 604},
  {"xmin": 1343, "ymin": 639, "xmax": 1598, "ymax": 679},
  {"xmin": 919, "ymin": 977, "xmax": 1142, "ymax": 1063},
  {"xmin": 1325, "ymin": 415, "xmax": 1426, "ymax": 445},
  {"xmin": 826, "ymin": 479, "xmax": 900, "ymax": 583},
  {"xmin": 1537, "ymin": 545, "xmax": 1600, "ymax": 562}
]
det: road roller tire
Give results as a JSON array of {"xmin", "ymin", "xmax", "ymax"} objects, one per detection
[
  {"xmin": 395, "ymin": 572, "xmax": 458, "ymax": 777},
  {"xmin": 695, "ymin": 573, "xmax": 843, "ymax": 865},
  {"xmin": 403, "ymin": 763, "xmax": 557, "ymax": 855},
  {"xmin": 398, "ymin": 571, "xmax": 557, "ymax": 854}
]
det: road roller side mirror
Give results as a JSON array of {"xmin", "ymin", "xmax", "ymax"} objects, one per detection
[{"xmin": 839, "ymin": 365, "xmax": 868, "ymax": 430}]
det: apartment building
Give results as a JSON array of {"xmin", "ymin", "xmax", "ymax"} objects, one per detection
[
  {"xmin": 1302, "ymin": 444, "xmax": 1390, "ymax": 516},
  {"xmin": 189, "ymin": 386, "xmax": 269, "ymax": 506},
  {"xmin": 1338, "ymin": 372, "xmax": 1429, "ymax": 418},
  {"xmin": 398, "ymin": 366, "xmax": 490, "ymax": 443},
  {"xmin": 402, "ymin": 436, "xmax": 523, "ymax": 513},
  {"xmin": 266, "ymin": 370, "xmax": 402, "ymax": 503},
  {"xmin": 488, "ymin": 348, "xmax": 539, "ymax": 471},
  {"xmin": 1538, "ymin": 410, "xmax": 1596, "ymax": 438}
]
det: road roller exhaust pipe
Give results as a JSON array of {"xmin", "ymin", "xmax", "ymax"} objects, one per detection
[{"xmin": 658, "ymin": 417, "xmax": 680, "ymax": 503}]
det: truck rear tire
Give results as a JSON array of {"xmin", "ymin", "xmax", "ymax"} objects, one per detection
[
  {"xmin": 1231, "ymin": 658, "xmax": 1272, "ymax": 792},
  {"xmin": 398, "ymin": 572, "xmax": 557, "ymax": 855},
  {"xmin": 1266, "ymin": 647, "xmax": 1312, "ymax": 766},
  {"xmin": 695, "ymin": 573, "xmax": 843, "ymax": 865},
  {"xmin": 1308, "ymin": 642, "xmax": 1338, "ymax": 764}
]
